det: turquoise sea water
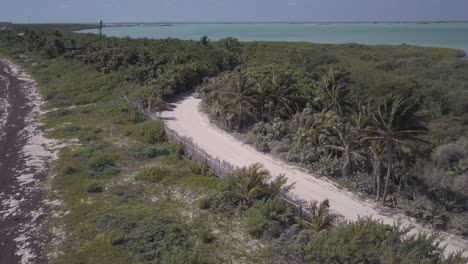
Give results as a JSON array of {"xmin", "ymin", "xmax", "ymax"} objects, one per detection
[{"xmin": 79, "ymin": 23, "xmax": 468, "ymax": 54}]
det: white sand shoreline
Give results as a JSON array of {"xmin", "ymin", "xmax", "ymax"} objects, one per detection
[{"xmin": 0, "ymin": 59, "xmax": 58, "ymax": 264}]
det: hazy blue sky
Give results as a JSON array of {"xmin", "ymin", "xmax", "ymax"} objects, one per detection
[{"xmin": 2, "ymin": 0, "xmax": 468, "ymax": 23}]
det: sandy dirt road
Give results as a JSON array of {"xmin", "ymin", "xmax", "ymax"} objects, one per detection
[
  {"xmin": 159, "ymin": 94, "xmax": 468, "ymax": 257},
  {"xmin": 0, "ymin": 59, "xmax": 54, "ymax": 264}
]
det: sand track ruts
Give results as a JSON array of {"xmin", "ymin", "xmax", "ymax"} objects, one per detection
[{"xmin": 159, "ymin": 93, "xmax": 468, "ymax": 257}]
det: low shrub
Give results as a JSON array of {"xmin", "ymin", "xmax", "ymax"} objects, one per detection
[
  {"xmin": 73, "ymin": 144, "xmax": 104, "ymax": 160},
  {"xmin": 135, "ymin": 165, "xmax": 171, "ymax": 183},
  {"xmin": 45, "ymin": 108, "xmax": 72, "ymax": 118},
  {"xmin": 256, "ymin": 198, "xmax": 294, "ymax": 224},
  {"xmin": 309, "ymin": 156, "xmax": 343, "ymax": 178},
  {"xmin": 303, "ymin": 217, "xmax": 465, "ymax": 264},
  {"xmin": 245, "ymin": 209, "xmax": 268, "ymax": 238},
  {"xmin": 79, "ymin": 105, "xmax": 92, "ymax": 114},
  {"xmin": 126, "ymin": 121, "xmax": 166, "ymax": 144},
  {"xmin": 419, "ymin": 137, "xmax": 468, "ymax": 197},
  {"xmin": 108, "ymin": 229, "xmax": 126, "ymax": 245},
  {"xmin": 198, "ymin": 196, "xmax": 211, "ymax": 210},
  {"xmin": 78, "ymin": 131, "xmax": 99, "ymax": 142},
  {"xmin": 97, "ymin": 215, "xmax": 132, "ymax": 235},
  {"xmin": 202, "ymin": 191, "xmax": 242, "ymax": 212},
  {"xmin": 245, "ymin": 199, "xmax": 294, "ymax": 238},
  {"xmin": 109, "ymin": 101, "xmax": 145, "ymax": 125},
  {"xmin": 161, "ymin": 248, "xmax": 203, "ymax": 264},
  {"xmin": 62, "ymin": 164, "xmax": 78, "ymax": 174},
  {"xmin": 198, "ymin": 227, "xmax": 215, "ymax": 244},
  {"xmin": 187, "ymin": 160, "xmax": 213, "ymax": 176},
  {"xmin": 112, "ymin": 183, "xmax": 144, "ymax": 204},
  {"xmin": 88, "ymin": 153, "xmax": 116, "ymax": 172},
  {"xmin": 170, "ymin": 143, "xmax": 185, "ymax": 158},
  {"xmin": 432, "ymin": 137, "xmax": 468, "ymax": 169},
  {"xmin": 61, "ymin": 125, "xmax": 81, "ymax": 135},
  {"xmin": 128, "ymin": 145, "xmax": 170, "ymax": 160},
  {"xmin": 267, "ymin": 225, "xmax": 313, "ymax": 264},
  {"xmin": 86, "ymin": 181, "xmax": 104, "ymax": 193},
  {"xmin": 398, "ymin": 195, "xmax": 450, "ymax": 229},
  {"xmin": 128, "ymin": 218, "xmax": 187, "ymax": 262},
  {"xmin": 246, "ymin": 122, "xmax": 273, "ymax": 153}
]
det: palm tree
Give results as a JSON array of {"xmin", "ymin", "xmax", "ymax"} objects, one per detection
[
  {"xmin": 428, "ymin": 96, "xmax": 450, "ymax": 118},
  {"xmin": 369, "ymin": 141, "xmax": 385, "ymax": 201},
  {"xmin": 317, "ymin": 69, "xmax": 352, "ymax": 116},
  {"xmin": 125, "ymin": 66, "xmax": 150, "ymax": 84},
  {"xmin": 254, "ymin": 75, "xmax": 271, "ymax": 120},
  {"xmin": 290, "ymin": 106, "xmax": 319, "ymax": 146},
  {"xmin": 213, "ymin": 92, "xmax": 235, "ymax": 129},
  {"xmin": 227, "ymin": 163, "xmax": 271, "ymax": 202},
  {"xmin": 308, "ymin": 199, "xmax": 340, "ymax": 232},
  {"xmin": 199, "ymin": 76, "xmax": 222, "ymax": 106},
  {"xmin": 200, "ymin": 76, "xmax": 236, "ymax": 129},
  {"xmin": 266, "ymin": 174, "xmax": 294, "ymax": 198},
  {"xmin": 225, "ymin": 72, "xmax": 257, "ymax": 130},
  {"xmin": 364, "ymin": 96, "xmax": 427, "ymax": 204},
  {"xmin": 226, "ymin": 164, "xmax": 293, "ymax": 203},
  {"xmin": 268, "ymin": 71, "xmax": 300, "ymax": 118},
  {"xmin": 324, "ymin": 123, "xmax": 363, "ymax": 179},
  {"xmin": 199, "ymin": 35, "xmax": 210, "ymax": 46}
]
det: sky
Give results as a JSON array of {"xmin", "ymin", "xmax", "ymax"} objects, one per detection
[{"xmin": 1, "ymin": 0, "xmax": 468, "ymax": 24}]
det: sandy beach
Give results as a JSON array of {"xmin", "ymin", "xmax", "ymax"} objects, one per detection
[{"xmin": 0, "ymin": 59, "xmax": 55, "ymax": 264}]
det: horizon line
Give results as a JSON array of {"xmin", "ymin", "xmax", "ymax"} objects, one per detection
[{"xmin": 8, "ymin": 19, "xmax": 468, "ymax": 25}]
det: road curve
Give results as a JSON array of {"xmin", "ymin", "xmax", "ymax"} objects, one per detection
[
  {"xmin": 0, "ymin": 59, "xmax": 54, "ymax": 264},
  {"xmin": 159, "ymin": 93, "xmax": 468, "ymax": 257}
]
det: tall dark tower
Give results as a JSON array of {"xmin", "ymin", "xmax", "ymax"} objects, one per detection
[{"xmin": 99, "ymin": 20, "xmax": 103, "ymax": 36}]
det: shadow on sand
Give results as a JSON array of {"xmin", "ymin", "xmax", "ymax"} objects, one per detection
[{"xmin": 155, "ymin": 91, "xmax": 197, "ymax": 121}]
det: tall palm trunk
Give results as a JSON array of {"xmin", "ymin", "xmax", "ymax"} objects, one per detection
[
  {"xmin": 373, "ymin": 159, "xmax": 381, "ymax": 201},
  {"xmin": 259, "ymin": 96, "xmax": 265, "ymax": 120},
  {"xmin": 382, "ymin": 144, "xmax": 394, "ymax": 204},
  {"xmin": 342, "ymin": 148, "xmax": 352, "ymax": 179},
  {"xmin": 238, "ymin": 101, "xmax": 242, "ymax": 130}
]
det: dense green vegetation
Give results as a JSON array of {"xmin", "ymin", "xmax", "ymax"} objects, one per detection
[
  {"xmin": 0, "ymin": 25, "xmax": 240, "ymax": 109},
  {"xmin": 199, "ymin": 41, "xmax": 468, "ymax": 237},
  {"xmin": 1, "ymin": 53, "xmax": 267, "ymax": 264},
  {"xmin": 1, "ymin": 25, "xmax": 467, "ymax": 263}
]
